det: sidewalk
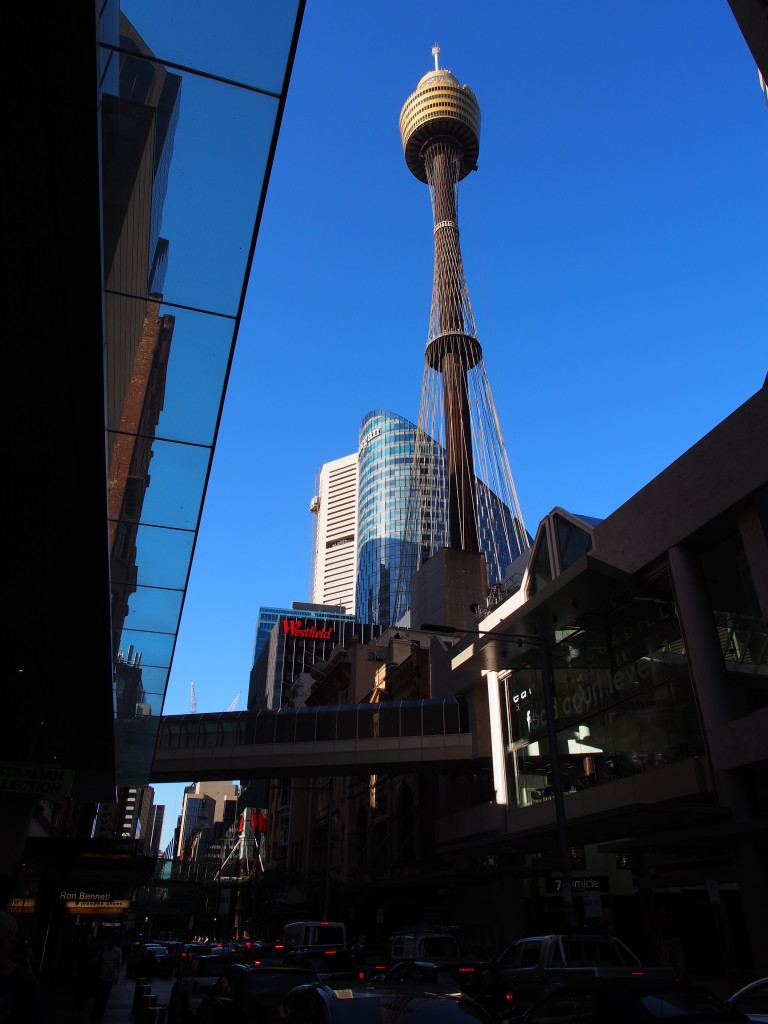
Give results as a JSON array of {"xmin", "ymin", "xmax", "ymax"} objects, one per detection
[
  {"xmin": 104, "ymin": 972, "xmax": 175, "ymax": 1024},
  {"xmin": 41, "ymin": 970, "xmax": 175, "ymax": 1024}
]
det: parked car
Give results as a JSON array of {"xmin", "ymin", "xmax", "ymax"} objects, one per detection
[
  {"xmin": 276, "ymin": 980, "xmax": 499, "ymax": 1023},
  {"xmin": 494, "ymin": 933, "xmax": 675, "ymax": 1014},
  {"xmin": 196, "ymin": 964, "xmax": 321, "ymax": 1023},
  {"xmin": 373, "ymin": 957, "xmax": 516, "ymax": 1021},
  {"xmin": 505, "ymin": 979, "xmax": 751, "ymax": 1024},
  {"xmin": 168, "ymin": 954, "xmax": 249, "ymax": 1023},
  {"xmin": 727, "ymin": 978, "xmax": 768, "ymax": 1023},
  {"xmin": 281, "ymin": 920, "xmax": 347, "ymax": 950},
  {"xmin": 280, "ymin": 947, "xmax": 363, "ymax": 984}
]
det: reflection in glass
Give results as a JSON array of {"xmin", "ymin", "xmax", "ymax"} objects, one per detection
[{"xmin": 503, "ymin": 586, "xmax": 707, "ymax": 809}]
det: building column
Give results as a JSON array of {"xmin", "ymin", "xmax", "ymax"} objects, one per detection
[{"xmin": 669, "ymin": 542, "xmax": 768, "ymax": 974}]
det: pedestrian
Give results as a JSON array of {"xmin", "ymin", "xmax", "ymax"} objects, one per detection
[
  {"xmin": 72, "ymin": 929, "xmax": 101, "ymax": 1020},
  {"xmin": 0, "ymin": 910, "xmax": 43, "ymax": 1023},
  {"xmin": 89, "ymin": 933, "xmax": 122, "ymax": 1024}
]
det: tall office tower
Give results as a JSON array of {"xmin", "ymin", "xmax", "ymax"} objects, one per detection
[
  {"xmin": 356, "ymin": 411, "xmax": 415, "ymax": 626},
  {"xmin": 176, "ymin": 781, "xmax": 239, "ymax": 859},
  {"xmin": 310, "ymin": 453, "xmax": 359, "ymax": 613},
  {"xmin": 357, "ymin": 410, "xmax": 520, "ymax": 627},
  {"xmin": 394, "ymin": 46, "xmax": 529, "ymax": 619},
  {"xmin": 148, "ymin": 803, "xmax": 165, "ymax": 857}
]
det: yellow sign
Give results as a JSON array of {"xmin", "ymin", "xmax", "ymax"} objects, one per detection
[
  {"xmin": 62, "ymin": 899, "xmax": 130, "ymax": 915},
  {"xmin": 6, "ymin": 898, "xmax": 35, "ymax": 915}
]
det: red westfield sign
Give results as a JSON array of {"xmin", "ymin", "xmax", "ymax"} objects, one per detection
[{"xmin": 282, "ymin": 619, "xmax": 334, "ymax": 641}]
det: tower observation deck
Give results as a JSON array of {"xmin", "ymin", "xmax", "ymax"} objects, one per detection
[{"xmin": 394, "ymin": 45, "xmax": 529, "ymax": 620}]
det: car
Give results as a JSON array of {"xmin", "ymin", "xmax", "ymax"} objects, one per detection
[
  {"xmin": 196, "ymin": 963, "xmax": 321, "ymax": 1023},
  {"xmin": 126, "ymin": 942, "xmax": 172, "ymax": 979},
  {"xmin": 276, "ymin": 980, "xmax": 500, "ymax": 1023},
  {"xmin": 247, "ymin": 941, "xmax": 289, "ymax": 966},
  {"xmin": 505, "ymin": 979, "xmax": 751, "ymax": 1024},
  {"xmin": 280, "ymin": 947, "xmax": 364, "ymax": 984},
  {"xmin": 727, "ymin": 978, "xmax": 768, "ymax": 1023},
  {"xmin": 373, "ymin": 958, "xmax": 516, "ymax": 1021},
  {"xmin": 493, "ymin": 932, "xmax": 655, "ymax": 1013},
  {"xmin": 168, "ymin": 954, "xmax": 250, "ymax": 1023}
]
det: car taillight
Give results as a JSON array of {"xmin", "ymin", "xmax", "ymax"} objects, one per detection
[{"xmin": 505, "ymin": 992, "xmax": 515, "ymax": 1005}]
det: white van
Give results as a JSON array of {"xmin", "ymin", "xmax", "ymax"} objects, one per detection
[{"xmin": 281, "ymin": 920, "xmax": 347, "ymax": 949}]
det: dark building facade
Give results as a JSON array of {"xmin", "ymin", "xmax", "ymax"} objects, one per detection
[{"xmin": 246, "ymin": 382, "xmax": 767, "ymax": 976}]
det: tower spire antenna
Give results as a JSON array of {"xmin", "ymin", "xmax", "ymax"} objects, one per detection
[{"xmin": 432, "ymin": 41, "xmax": 440, "ymax": 70}]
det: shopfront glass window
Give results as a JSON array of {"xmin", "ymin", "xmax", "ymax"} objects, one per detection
[{"xmin": 505, "ymin": 582, "xmax": 705, "ymax": 809}]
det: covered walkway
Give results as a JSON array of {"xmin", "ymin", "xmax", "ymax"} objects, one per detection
[{"xmin": 150, "ymin": 698, "xmax": 478, "ymax": 783}]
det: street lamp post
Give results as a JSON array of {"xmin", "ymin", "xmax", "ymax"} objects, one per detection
[{"xmin": 534, "ymin": 619, "xmax": 576, "ymax": 930}]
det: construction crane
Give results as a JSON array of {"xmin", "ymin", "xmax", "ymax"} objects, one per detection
[
  {"xmin": 226, "ymin": 690, "xmax": 241, "ymax": 712},
  {"xmin": 190, "ymin": 680, "xmax": 197, "ymax": 713}
]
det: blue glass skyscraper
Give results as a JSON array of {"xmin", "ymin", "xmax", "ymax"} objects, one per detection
[
  {"xmin": 356, "ymin": 410, "xmax": 526, "ymax": 627},
  {"xmin": 356, "ymin": 411, "xmax": 424, "ymax": 627}
]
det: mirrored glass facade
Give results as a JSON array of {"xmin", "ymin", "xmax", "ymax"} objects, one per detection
[
  {"xmin": 357, "ymin": 410, "xmax": 529, "ymax": 627},
  {"xmin": 102, "ymin": 1, "xmax": 304, "ymax": 785}
]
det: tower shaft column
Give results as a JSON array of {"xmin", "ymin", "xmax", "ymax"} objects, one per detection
[{"xmin": 427, "ymin": 143, "xmax": 478, "ymax": 552}]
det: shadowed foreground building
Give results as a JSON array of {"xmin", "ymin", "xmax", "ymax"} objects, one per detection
[{"xmin": 249, "ymin": 380, "xmax": 767, "ymax": 974}]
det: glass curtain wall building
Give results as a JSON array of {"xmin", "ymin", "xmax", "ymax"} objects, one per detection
[{"xmin": 356, "ymin": 410, "xmax": 530, "ymax": 627}]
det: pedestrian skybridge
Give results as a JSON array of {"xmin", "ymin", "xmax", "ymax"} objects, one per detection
[{"xmin": 150, "ymin": 699, "xmax": 477, "ymax": 783}]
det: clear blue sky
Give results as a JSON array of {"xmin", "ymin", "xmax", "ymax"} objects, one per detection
[{"xmin": 151, "ymin": 1, "xmax": 768, "ymax": 849}]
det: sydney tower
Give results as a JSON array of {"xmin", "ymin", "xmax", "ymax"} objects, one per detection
[{"xmin": 396, "ymin": 45, "xmax": 528, "ymax": 614}]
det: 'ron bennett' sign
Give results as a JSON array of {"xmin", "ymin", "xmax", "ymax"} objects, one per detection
[
  {"xmin": 60, "ymin": 889, "xmax": 130, "ymax": 915},
  {"xmin": 0, "ymin": 760, "xmax": 74, "ymax": 798}
]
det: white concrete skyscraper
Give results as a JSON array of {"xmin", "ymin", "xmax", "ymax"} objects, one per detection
[{"xmin": 310, "ymin": 452, "xmax": 359, "ymax": 613}]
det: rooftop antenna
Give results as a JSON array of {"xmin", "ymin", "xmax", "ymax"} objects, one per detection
[
  {"xmin": 190, "ymin": 680, "xmax": 197, "ymax": 713},
  {"xmin": 432, "ymin": 42, "xmax": 440, "ymax": 70}
]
